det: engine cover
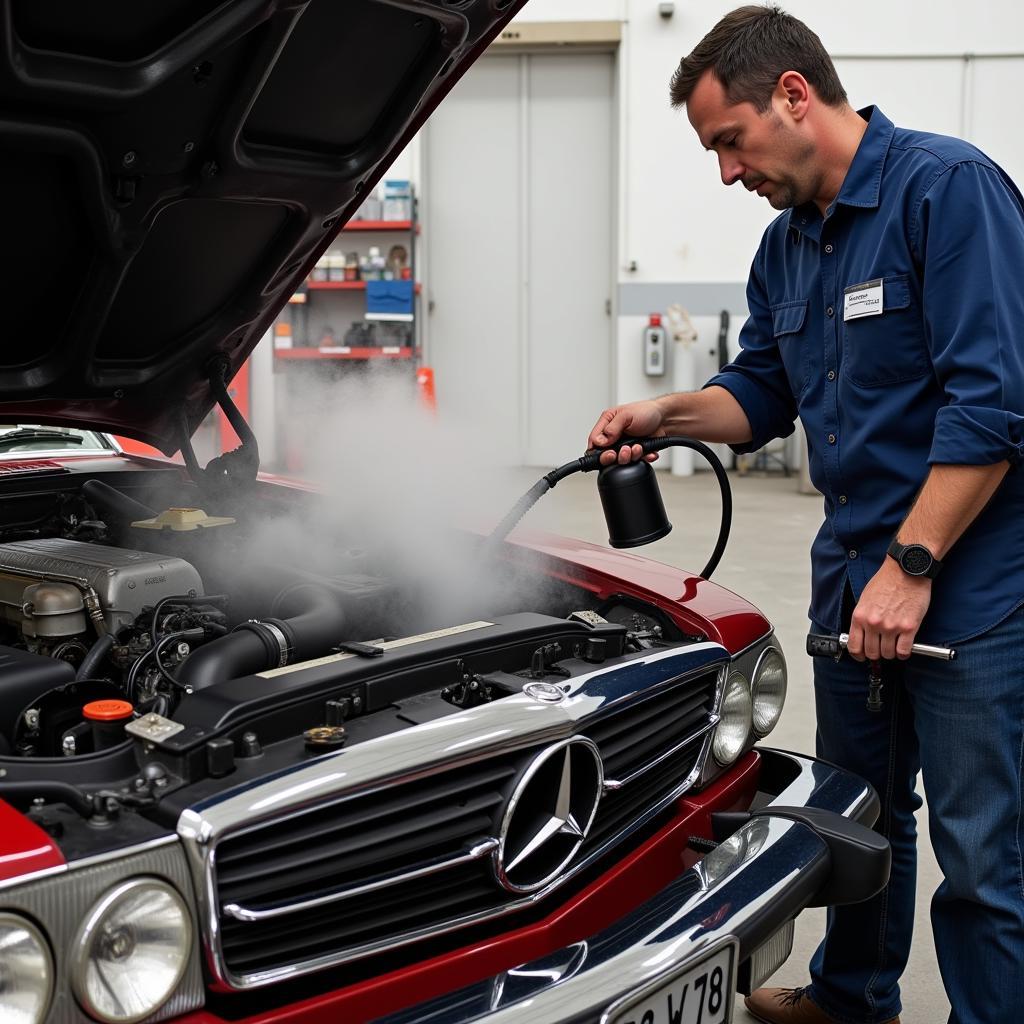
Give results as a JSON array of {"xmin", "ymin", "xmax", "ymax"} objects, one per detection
[{"xmin": 0, "ymin": 538, "xmax": 203, "ymax": 635}]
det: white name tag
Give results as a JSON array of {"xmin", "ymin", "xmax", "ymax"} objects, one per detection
[{"xmin": 843, "ymin": 278, "xmax": 884, "ymax": 321}]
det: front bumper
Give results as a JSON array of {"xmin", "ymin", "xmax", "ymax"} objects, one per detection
[{"xmin": 377, "ymin": 748, "xmax": 888, "ymax": 1024}]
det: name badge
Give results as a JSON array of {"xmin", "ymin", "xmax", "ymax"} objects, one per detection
[{"xmin": 843, "ymin": 278, "xmax": 884, "ymax": 321}]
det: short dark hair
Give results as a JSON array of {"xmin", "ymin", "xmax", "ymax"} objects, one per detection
[{"xmin": 669, "ymin": 5, "xmax": 847, "ymax": 112}]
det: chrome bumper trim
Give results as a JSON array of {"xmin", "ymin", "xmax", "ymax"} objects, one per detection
[{"xmin": 376, "ymin": 749, "xmax": 878, "ymax": 1024}]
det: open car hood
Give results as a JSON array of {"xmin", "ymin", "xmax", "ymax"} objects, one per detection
[{"xmin": 1, "ymin": 0, "xmax": 526, "ymax": 454}]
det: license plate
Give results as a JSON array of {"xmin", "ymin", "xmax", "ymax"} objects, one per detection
[{"xmin": 605, "ymin": 940, "xmax": 737, "ymax": 1024}]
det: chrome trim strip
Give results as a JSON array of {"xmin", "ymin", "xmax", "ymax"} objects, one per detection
[
  {"xmin": 0, "ymin": 863, "xmax": 67, "ymax": 892},
  {"xmin": 64, "ymin": 833, "xmax": 180, "ymax": 873},
  {"xmin": 602, "ymin": 713, "xmax": 721, "ymax": 792},
  {"xmin": 0, "ymin": 834, "xmax": 180, "ymax": 893},
  {"xmin": 178, "ymin": 642, "xmax": 732, "ymax": 990},
  {"xmin": 222, "ymin": 839, "xmax": 500, "ymax": 922}
]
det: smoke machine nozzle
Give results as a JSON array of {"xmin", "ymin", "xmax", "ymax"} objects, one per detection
[{"xmin": 597, "ymin": 460, "xmax": 672, "ymax": 548}]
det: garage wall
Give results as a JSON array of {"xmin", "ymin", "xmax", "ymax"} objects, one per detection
[{"xmin": 373, "ymin": 0, "xmax": 1024, "ymax": 468}]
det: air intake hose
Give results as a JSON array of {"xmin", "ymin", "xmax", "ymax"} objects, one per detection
[
  {"xmin": 178, "ymin": 584, "xmax": 344, "ymax": 691},
  {"xmin": 81, "ymin": 479, "xmax": 157, "ymax": 523}
]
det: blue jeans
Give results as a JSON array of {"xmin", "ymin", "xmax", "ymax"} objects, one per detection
[{"xmin": 807, "ymin": 605, "xmax": 1024, "ymax": 1024}]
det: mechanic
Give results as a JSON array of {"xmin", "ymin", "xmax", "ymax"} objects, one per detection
[{"xmin": 587, "ymin": 7, "xmax": 1024, "ymax": 1024}]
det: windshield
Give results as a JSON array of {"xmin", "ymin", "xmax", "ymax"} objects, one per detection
[{"xmin": 0, "ymin": 425, "xmax": 117, "ymax": 456}]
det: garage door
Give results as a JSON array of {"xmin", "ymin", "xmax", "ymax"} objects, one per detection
[{"xmin": 423, "ymin": 51, "xmax": 615, "ymax": 467}]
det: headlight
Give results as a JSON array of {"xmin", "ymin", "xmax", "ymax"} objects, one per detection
[
  {"xmin": 0, "ymin": 913, "xmax": 53, "ymax": 1024},
  {"xmin": 751, "ymin": 647, "xmax": 787, "ymax": 737},
  {"xmin": 712, "ymin": 671, "xmax": 753, "ymax": 766},
  {"xmin": 71, "ymin": 878, "xmax": 192, "ymax": 1024}
]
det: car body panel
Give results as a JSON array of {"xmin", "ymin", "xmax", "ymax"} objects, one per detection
[{"xmin": 0, "ymin": 798, "xmax": 66, "ymax": 883}]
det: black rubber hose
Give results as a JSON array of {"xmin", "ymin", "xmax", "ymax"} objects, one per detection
[
  {"xmin": 81, "ymin": 479, "xmax": 156, "ymax": 522},
  {"xmin": 75, "ymin": 634, "xmax": 115, "ymax": 682},
  {"xmin": 488, "ymin": 436, "xmax": 732, "ymax": 580},
  {"xmin": 0, "ymin": 780, "xmax": 94, "ymax": 818},
  {"xmin": 178, "ymin": 585, "xmax": 344, "ymax": 691}
]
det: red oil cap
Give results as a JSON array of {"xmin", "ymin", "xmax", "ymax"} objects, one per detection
[
  {"xmin": 649, "ymin": 313, "xmax": 662, "ymax": 326},
  {"xmin": 83, "ymin": 699, "xmax": 133, "ymax": 722}
]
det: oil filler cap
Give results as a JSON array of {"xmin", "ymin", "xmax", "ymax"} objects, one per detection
[{"xmin": 83, "ymin": 699, "xmax": 133, "ymax": 722}]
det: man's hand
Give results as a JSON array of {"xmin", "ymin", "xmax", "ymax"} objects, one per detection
[
  {"xmin": 588, "ymin": 400, "xmax": 667, "ymax": 466},
  {"xmin": 847, "ymin": 559, "xmax": 932, "ymax": 661}
]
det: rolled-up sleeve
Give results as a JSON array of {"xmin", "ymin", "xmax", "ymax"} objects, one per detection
[
  {"xmin": 916, "ymin": 162, "xmax": 1024, "ymax": 466},
  {"xmin": 703, "ymin": 246, "xmax": 797, "ymax": 453}
]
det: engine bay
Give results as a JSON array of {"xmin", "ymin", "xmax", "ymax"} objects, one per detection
[{"xmin": 0, "ymin": 461, "xmax": 719, "ymax": 848}]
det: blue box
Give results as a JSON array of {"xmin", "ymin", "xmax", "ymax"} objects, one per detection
[{"xmin": 365, "ymin": 280, "xmax": 414, "ymax": 315}]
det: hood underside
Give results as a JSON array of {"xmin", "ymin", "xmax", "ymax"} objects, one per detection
[{"xmin": 1, "ymin": 0, "xmax": 526, "ymax": 454}]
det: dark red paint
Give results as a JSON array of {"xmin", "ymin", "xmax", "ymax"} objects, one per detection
[
  {"xmin": 507, "ymin": 528, "xmax": 771, "ymax": 654},
  {"xmin": 0, "ymin": 800, "xmax": 65, "ymax": 882}
]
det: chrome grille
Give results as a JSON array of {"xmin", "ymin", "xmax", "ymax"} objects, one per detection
[
  {"xmin": 585, "ymin": 667, "xmax": 718, "ymax": 851},
  {"xmin": 214, "ymin": 755, "xmax": 521, "ymax": 977},
  {"xmin": 180, "ymin": 643, "xmax": 731, "ymax": 989},
  {"xmin": 216, "ymin": 757, "xmax": 518, "ymax": 912}
]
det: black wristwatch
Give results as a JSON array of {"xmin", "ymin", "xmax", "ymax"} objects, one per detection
[{"xmin": 887, "ymin": 539, "xmax": 943, "ymax": 579}]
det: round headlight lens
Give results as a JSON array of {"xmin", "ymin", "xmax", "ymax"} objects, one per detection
[
  {"xmin": 71, "ymin": 878, "xmax": 192, "ymax": 1024},
  {"xmin": 0, "ymin": 913, "xmax": 53, "ymax": 1024},
  {"xmin": 752, "ymin": 647, "xmax": 788, "ymax": 737},
  {"xmin": 713, "ymin": 671, "xmax": 753, "ymax": 766}
]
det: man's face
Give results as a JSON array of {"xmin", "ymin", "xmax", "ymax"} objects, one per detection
[{"xmin": 687, "ymin": 70, "xmax": 819, "ymax": 211}]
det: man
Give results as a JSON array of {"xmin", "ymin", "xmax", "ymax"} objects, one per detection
[{"xmin": 588, "ymin": 7, "xmax": 1024, "ymax": 1024}]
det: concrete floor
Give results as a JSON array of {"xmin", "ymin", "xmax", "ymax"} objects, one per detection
[{"xmin": 519, "ymin": 468, "xmax": 948, "ymax": 1024}]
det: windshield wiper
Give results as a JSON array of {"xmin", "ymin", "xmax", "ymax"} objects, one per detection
[{"xmin": 0, "ymin": 429, "xmax": 85, "ymax": 452}]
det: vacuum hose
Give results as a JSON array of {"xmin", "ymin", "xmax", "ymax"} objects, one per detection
[
  {"xmin": 489, "ymin": 436, "xmax": 732, "ymax": 580},
  {"xmin": 75, "ymin": 633, "xmax": 115, "ymax": 682},
  {"xmin": 178, "ymin": 584, "xmax": 344, "ymax": 691}
]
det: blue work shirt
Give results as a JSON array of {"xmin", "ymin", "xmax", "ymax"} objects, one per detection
[{"xmin": 707, "ymin": 107, "xmax": 1024, "ymax": 645}]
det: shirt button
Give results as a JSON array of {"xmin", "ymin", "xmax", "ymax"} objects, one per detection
[
  {"xmin": 849, "ymin": 549, "xmax": 858, "ymax": 559},
  {"xmin": 828, "ymin": 433, "xmax": 836, "ymax": 445},
  {"xmin": 839, "ymin": 494, "xmax": 848, "ymax": 504},
  {"xmin": 826, "ymin": 306, "xmax": 835, "ymax": 318},
  {"xmin": 825, "ymin": 244, "xmax": 834, "ymax": 254},
  {"xmin": 827, "ymin": 370, "xmax": 836, "ymax": 381}
]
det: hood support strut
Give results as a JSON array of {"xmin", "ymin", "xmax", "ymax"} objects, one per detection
[{"xmin": 179, "ymin": 358, "xmax": 260, "ymax": 497}]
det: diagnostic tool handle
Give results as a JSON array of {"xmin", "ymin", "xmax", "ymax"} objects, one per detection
[{"xmin": 806, "ymin": 632, "xmax": 956, "ymax": 661}]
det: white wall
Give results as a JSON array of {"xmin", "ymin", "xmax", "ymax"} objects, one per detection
[{"xmin": 374, "ymin": 0, "xmax": 1024, "ymax": 467}]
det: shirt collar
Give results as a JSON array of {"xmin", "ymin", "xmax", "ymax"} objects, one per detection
[{"xmin": 788, "ymin": 106, "xmax": 895, "ymax": 236}]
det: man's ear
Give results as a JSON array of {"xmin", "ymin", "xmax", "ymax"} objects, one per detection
[{"xmin": 776, "ymin": 70, "xmax": 810, "ymax": 122}]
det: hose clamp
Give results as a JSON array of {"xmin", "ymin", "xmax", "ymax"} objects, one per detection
[
  {"xmin": 236, "ymin": 618, "xmax": 292, "ymax": 668},
  {"xmin": 259, "ymin": 620, "xmax": 291, "ymax": 668}
]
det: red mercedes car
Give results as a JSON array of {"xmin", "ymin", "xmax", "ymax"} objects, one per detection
[{"xmin": 0, "ymin": 4, "xmax": 887, "ymax": 1024}]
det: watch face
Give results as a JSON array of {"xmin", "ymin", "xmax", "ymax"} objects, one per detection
[{"xmin": 901, "ymin": 545, "xmax": 933, "ymax": 576}]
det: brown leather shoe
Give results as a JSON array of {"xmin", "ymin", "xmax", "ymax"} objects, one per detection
[{"xmin": 744, "ymin": 986, "xmax": 901, "ymax": 1024}]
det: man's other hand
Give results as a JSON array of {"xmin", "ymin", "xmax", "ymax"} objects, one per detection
[
  {"xmin": 847, "ymin": 560, "xmax": 933, "ymax": 661},
  {"xmin": 588, "ymin": 400, "xmax": 667, "ymax": 466}
]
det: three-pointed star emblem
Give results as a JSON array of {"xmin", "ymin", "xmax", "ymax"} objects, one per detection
[
  {"xmin": 495, "ymin": 737, "xmax": 604, "ymax": 893},
  {"xmin": 505, "ymin": 746, "xmax": 586, "ymax": 872}
]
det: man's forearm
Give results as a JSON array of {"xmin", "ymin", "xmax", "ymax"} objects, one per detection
[
  {"xmin": 896, "ymin": 462, "xmax": 1010, "ymax": 558},
  {"xmin": 654, "ymin": 385, "xmax": 754, "ymax": 445}
]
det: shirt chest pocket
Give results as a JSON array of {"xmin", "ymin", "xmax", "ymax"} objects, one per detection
[
  {"xmin": 771, "ymin": 298, "xmax": 810, "ymax": 397},
  {"xmin": 842, "ymin": 274, "xmax": 929, "ymax": 387}
]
